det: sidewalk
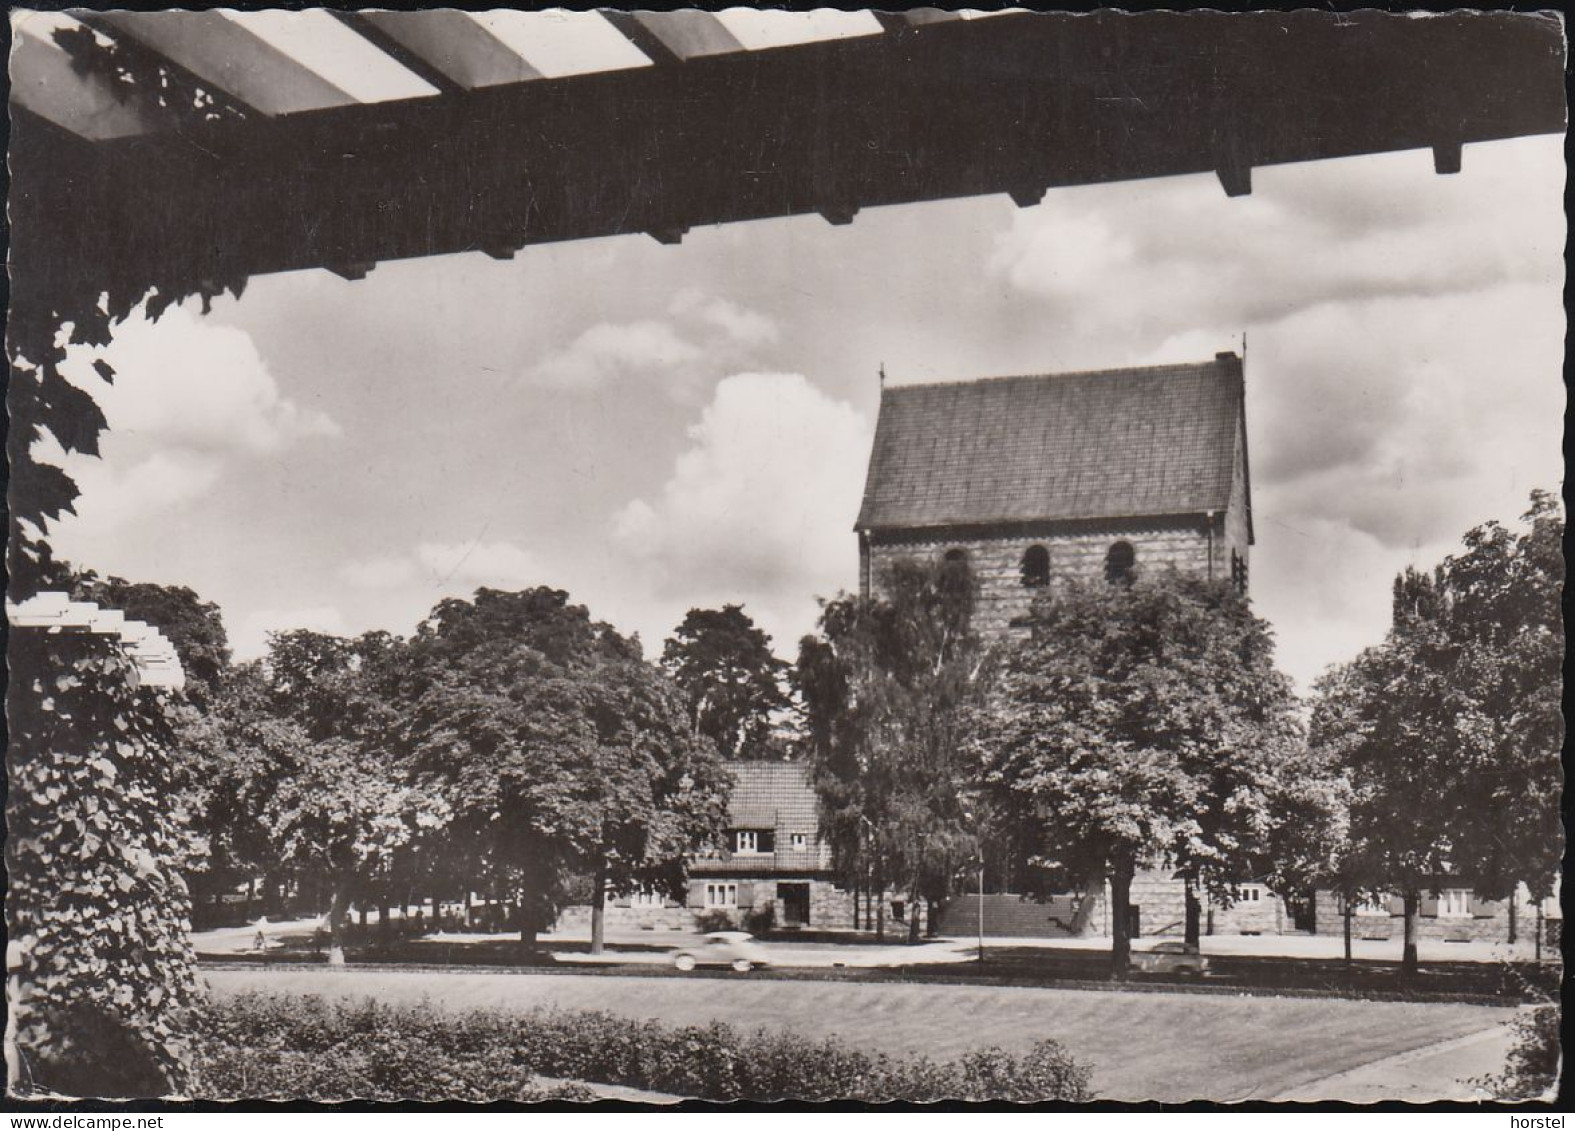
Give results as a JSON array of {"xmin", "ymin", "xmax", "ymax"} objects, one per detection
[
  {"xmin": 945, "ymin": 932, "xmax": 1554, "ymax": 966},
  {"xmin": 1271, "ymin": 1022, "xmax": 1516, "ymax": 1102}
]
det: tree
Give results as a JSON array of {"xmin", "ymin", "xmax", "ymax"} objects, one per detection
[
  {"xmin": 662, "ymin": 605, "xmax": 793, "ymax": 760},
  {"xmin": 969, "ymin": 570, "xmax": 1300, "ymax": 977},
  {"xmin": 1431, "ymin": 491, "xmax": 1563, "ymax": 908},
  {"xmin": 212, "ymin": 630, "xmax": 448, "ymax": 963},
  {"xmin": 399, "ymin": 588, "xmax": 730, "ymax": 955},
  {"xmin": 1309, "ymin": 491, "xmax": 1564, "ymax": 974},
  {"xmin": 798, "ymin": 558, "xmax": 989, "ymax": 942},
  {"xmin": 1310, "ymin": 621, "xmax": 1467, "ymax": 976}
]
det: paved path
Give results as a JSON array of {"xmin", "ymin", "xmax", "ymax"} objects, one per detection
[
  {"xmin": 1272, "ymin": 1023, "xmax": 1515, "ymax": 1103},
  {"xmin": 205, "ymin": 967, "xmax": 1514, "ymax": 1103}
]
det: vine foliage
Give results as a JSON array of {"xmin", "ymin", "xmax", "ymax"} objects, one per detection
[
  {"xmin": 6, "ymin": 631, "xmax": 206, "ymax": 1096},
  {"xmin": 7, "ymin": 29, "xmax": 253, "ymax": 1095}
]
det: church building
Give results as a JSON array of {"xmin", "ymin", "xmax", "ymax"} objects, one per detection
[
  {"xmin": 857, "ymin": 351, "xmax": 1292, "ymax": 939},
  {"xmin": 856, "ymin": 351, "xmax": 1253, "ymax": 634}
]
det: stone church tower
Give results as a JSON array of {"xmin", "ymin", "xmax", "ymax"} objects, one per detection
[
  {"xmin": 855, "ymin": 351, "xmax": 1287, "ymax": 939},
  {"xmin": 855, "ymin": 351, "xmax": 1253, "ymax": 633}
]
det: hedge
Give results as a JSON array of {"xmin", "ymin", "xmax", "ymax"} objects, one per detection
[{"xmin": 196, "ymin": 992, "xmax": 1093, "ymax": 1103}]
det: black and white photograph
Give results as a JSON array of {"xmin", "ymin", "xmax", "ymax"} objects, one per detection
[{"xmin": 5, "ymin": 5, "xmax": 1566, "ymax": 1110}]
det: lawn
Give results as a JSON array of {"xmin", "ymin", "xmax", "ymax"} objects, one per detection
[{"xmin": 203, "ymin": 968, "xmax": 1514, "ymax": 1102}]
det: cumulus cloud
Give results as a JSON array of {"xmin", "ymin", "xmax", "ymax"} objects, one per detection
[
  {"xmin": 669, "ymin": 288, "xmax": 780, "ymax": 348},
  {"xmin": 988, "ymin": 137, "xmax": 1561, "ymax": 340},
  {"xmin": 55, "ymin": 450, "xmax": 224, "ymax": 536},
  {"xmin": 520, "ymin": 291, "xmax": 779, "ymax": 394},
  {"xmin": 232, "ymin": 605, "xmax": 351, "ymax": 661},
  {"xmin": 49, "ymin": 304, "xmax": 340, "ymax": 532},
  {"xmin": 67, "ymin": 305, "xmax": 340, "ymax": 453},
  {"xmin": 609, "ymin": 372, "xmax": 870, "ymax": 651},
  {"xmin": 524, "ymin": 320, "xmax": 704, "ymax": 390}
]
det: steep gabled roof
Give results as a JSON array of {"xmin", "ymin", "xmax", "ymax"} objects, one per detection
[
  {"xmin": 725, "ymin": 760, "xmax": 817, "ymax": 832},
  {"xmin": 856, "ymin": 354, "xmax": 1245, "ymax": 532}
]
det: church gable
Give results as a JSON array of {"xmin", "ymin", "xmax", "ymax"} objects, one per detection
[{"xmin": 856, "ymin": 352, "xmax": 1246, "ymax": 534}]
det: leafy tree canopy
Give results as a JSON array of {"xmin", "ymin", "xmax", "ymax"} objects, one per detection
[
  {"xmin": 799, "ymin": 557, "xmax": 989, "ymax": 939},
  {"xmin": 662, "ymin": 604, "xmax": 793, "ymax": 760},
  {"xmin": 969, "ymin": 569, "xmax": 1301, "ymax": 973},
  {"xmin": 399, "ymin": 588, "xmax": 730, "ymax": 939}
]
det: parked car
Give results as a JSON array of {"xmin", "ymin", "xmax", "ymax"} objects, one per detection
[
  {"xmin": 672, "ymin": 931, "xmax": 771, "ymax": 973},
  {"xmin": 1132, "ymin": 941, "xmax": 1210, "ymax": 977}
]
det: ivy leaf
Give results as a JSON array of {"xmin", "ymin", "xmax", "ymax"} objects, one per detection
[{"xmin": 92, "ymin": 359, "xmax": 116, "ymax": 386}]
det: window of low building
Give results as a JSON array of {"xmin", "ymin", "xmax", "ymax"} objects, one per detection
[
  {"xmin": 790, "ymin": 832, "xmax": 807, "ymax": 851},
  {"xmin": 1353, "ymin": 895, "xmax": 1389, "ymax": 917},
  {"xmin": 609, "ymin": 885, "xmax": 664, "ymax": 907},
  {"xmin": 1439, "ymin": 888, "xmax": 1472, "ymax": 919},
  {"xmin": 734, "ymin": 830, "xmax": 773, "ymax": 854},
  {"xmin": 1239, "ymin": 884, "xmax": 1264, "ymax": 903},
  {"xmin": 705, "ymin": 883, "xmax": 738, "ymax": 908}
]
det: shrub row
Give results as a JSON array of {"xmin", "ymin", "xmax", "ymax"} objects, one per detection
[{"xmin": 196, "ymin": 992, "xmax": 1093, "ymax": 1103}]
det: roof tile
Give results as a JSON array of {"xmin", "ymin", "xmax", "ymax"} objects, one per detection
[{"xmin": 857, "ymin": 356, "xmax": 1242, "ymax": 531}]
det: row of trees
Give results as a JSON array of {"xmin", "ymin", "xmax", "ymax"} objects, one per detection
[
  {"xmin": 53, "ymin": 580, "xmax": 772, "ymax": 963},
  {"xmin": 15, "ymin": 489, "xmax": 1558, "ymax": 1098},
  {"xmin": 792, "ymin": 491, "xmax": 1562, "ymax": 977},
  {"xmin": 1309, "ymin": 489, "xmax": 1563, "ymax": 970}
]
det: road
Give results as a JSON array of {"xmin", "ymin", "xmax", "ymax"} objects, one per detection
[{"xmin": 204, "ymin": 967, "xmax": 1514, "ymax": 1103}]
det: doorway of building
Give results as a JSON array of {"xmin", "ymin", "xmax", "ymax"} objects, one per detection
[{"xmin": 778, "ymin": 882, "xmax": 811, "ymax": 927}]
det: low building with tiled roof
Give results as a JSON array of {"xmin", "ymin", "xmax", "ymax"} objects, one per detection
[
  {"xmin": 857, "ymin": 351, "xmax": 1253, "ymax": 635},
  {"xmin": 683, "ymin": 760, "xmax": 856, "ymax": 929},
  {"xmin": 557, "ymin": 760, "xmax": 861, "ymax": 935}
]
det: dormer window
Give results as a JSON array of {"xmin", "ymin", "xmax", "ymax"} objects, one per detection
[
  {"xmin": 1020, "ymin": 545, "xmax": 1050, "ymax": 588},
  {"xmin": 734, "ymin": 830, "xmax": 774, "ymax": 854}
]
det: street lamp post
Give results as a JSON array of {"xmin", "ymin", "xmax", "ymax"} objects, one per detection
[{"xmin": 977, "ymin": 856, "xmax": 985, "ymax": 965}]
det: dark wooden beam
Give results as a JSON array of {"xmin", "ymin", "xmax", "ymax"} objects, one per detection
[
  {"xmin": 10, "ymin": 11, "xmax": 1564, "ymax": 298},
  {"xmin": 1216, "ymin": 163, "xmax": 1253, "ymax": 198}
]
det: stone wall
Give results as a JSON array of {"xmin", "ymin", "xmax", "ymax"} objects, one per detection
[
  {"xmin": 937, "ymin": 891, "xmax": 1105, "ymax": 938},
  {"xmin": 936, "ymin": 872, "xmax": 1296, "ymax": 939},
  {"xmin": 1308, "ymin": 889, "xmax": 1547, "ymax": 945},
  {"xmin": 866, "ymin": 522, "xmax": 1215, "ymax": 638},
  {"xmin": 555, "ymin": 879, "xmax": 861, "ymax": 934}
]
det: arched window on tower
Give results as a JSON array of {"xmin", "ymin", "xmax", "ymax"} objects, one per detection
[
  {"xmin": 943, "ymin": 548, "xmax": 968, "ymax": 565},
  {"xmin": 1020, "ymin": 545, "xmax": 1050, "ymax": 588},
  {"xmin": 1105, "ymin": 541, "xmax": 1136, "ymax": 584}
]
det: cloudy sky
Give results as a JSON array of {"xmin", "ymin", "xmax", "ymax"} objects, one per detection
[{"xmin": 47, "ymin": 125, "xmax": 1562, "ymax": 693}]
